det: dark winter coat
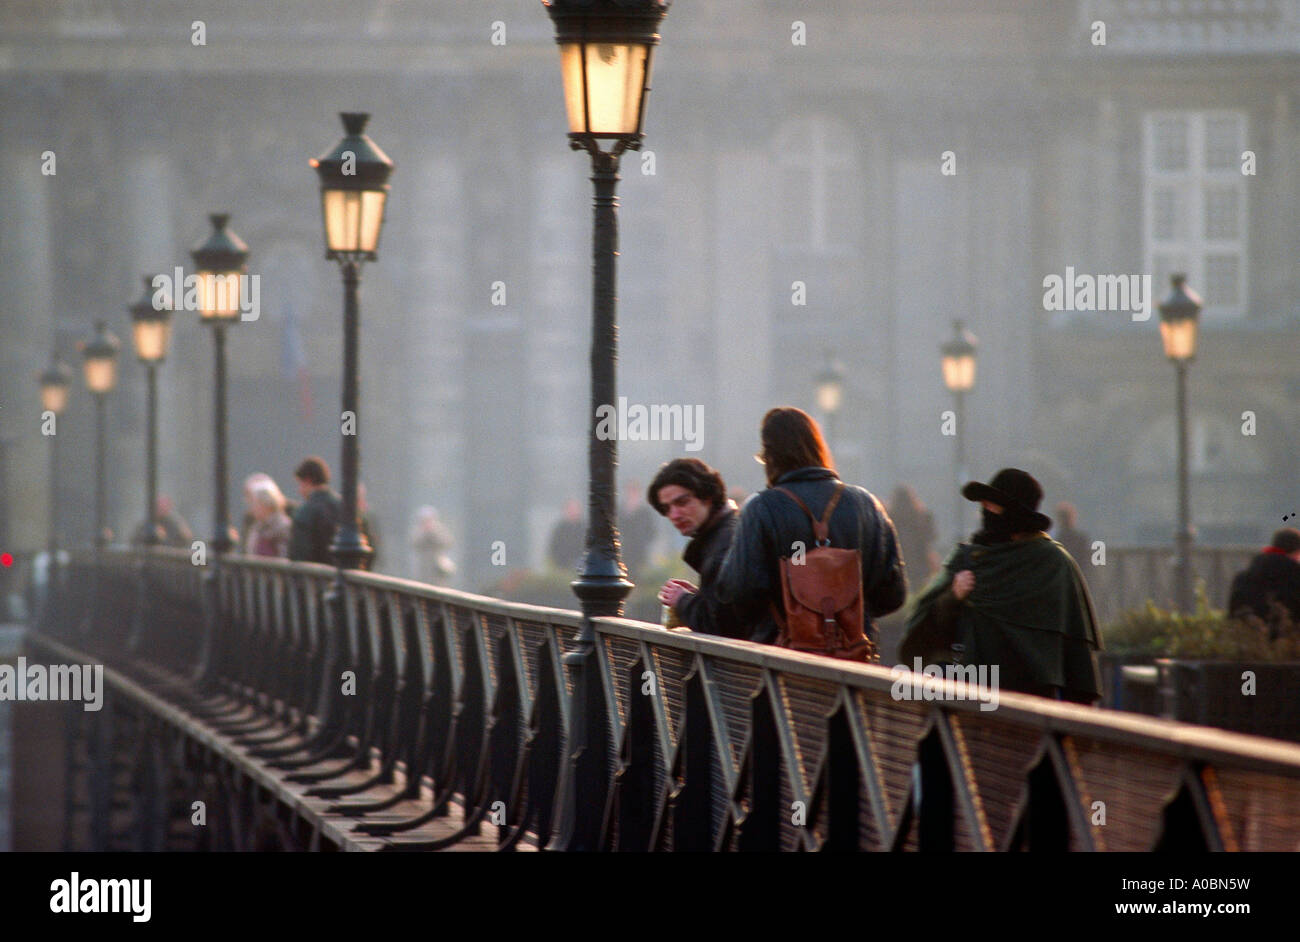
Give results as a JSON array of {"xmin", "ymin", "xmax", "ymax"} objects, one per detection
[
  {"xmin": 714, "ymin": 467, "xmax": 907, "ymax": 645},
  {"xmin": 675, "ymin": 503, "xmax": 762, "ymax": 640},
  {"xmin": 1229, "ymin": 550, "xmax": 1300, "ymax": 622},
  {"xmin": 288, "ymin": 488, "xmax": 342, "ymax": 564}
]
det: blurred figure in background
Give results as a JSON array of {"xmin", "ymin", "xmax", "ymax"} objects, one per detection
[
  {"xmin": 548, "ymin": 498, "xmax": 585, "ymax": 571},
  {"xmin": 1229, "ymin": 527, "xmax": 1300, "ymax": 637},
  {"xmin": 1052, "ymin": 501, "xmax": 1092, "ymax": 568},
  {"xmin": 888, "ymin": 484, "xmax": 938, "ymax": 583},
  {"xmin": 359, "ymin": 482, "xmax": 380, "ymax": 570},
  {"xmin": 411, "ymin": 505, "xmax": 456, "ymax": 586},
  {"xmin": 288, "ymin": 456, "xmax": 341, "ymax": 564},
  {"xmin": 132, "ymin": 495, "xmax": 193, "ymax": 548},
  {"xmin": 240, "ymin": 473, "xmax": 277, "ymax": 551},
  {"xmin": 620, "ymin": 479, "xmax": 656, "ymax": 578},
  {"xmin": 245, "ymin": 480, "xmax": 291, "ymax": 558}
]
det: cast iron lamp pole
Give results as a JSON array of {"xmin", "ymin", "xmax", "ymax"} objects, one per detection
[
  {"xmin": 130, "ymin": 276, "xmax": 174, "ymax": 546},
  {"xmin": 39, "ymin": 353, "xmax": 73, "ymax": 626},
  {"xmin": 191, "ymin": 214, "xmax": 249, "ymax": 556},
  {"xmin": 128, "ymin": 276, "xmax": 174, "ymax": 651},
  {"xmin": 544, "ymin": 0, "xmax": 669, "ymax": 852},
  {"xmin": 80, "ymin": 321, "xmax": 121, "ymax": 549},
  {"xmin": 1158, "ymin": 274, "xmax": 1202, "ymax": 613},
  {"xmin": 940, "ymin": 321, "xmax": 977, "ymax": 541}
]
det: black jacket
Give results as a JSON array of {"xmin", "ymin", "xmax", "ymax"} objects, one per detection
[
  {"xmin": 288, "ymin": 488, "xmax": 341, "ymax": 564},
  {"xmin": 1229, "ymin": 550, "xmax": 1300, "ymax": 622},
  {"xmin": 675, "ymin": 503, "xmax": 761, "ymax": 640},
  {"xmin": 714, "ymin": 467, "xmax": 907, "ymax": 644}
]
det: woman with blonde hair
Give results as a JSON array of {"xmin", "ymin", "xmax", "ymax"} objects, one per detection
[{"xmin": 246, "ymin": 480, "xmax": 291, "ymax": 558}]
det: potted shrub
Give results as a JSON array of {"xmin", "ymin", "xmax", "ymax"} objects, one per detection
[{"xmin": 1105, "ymin": 585, "xmax": 1300, "ymax": 741}]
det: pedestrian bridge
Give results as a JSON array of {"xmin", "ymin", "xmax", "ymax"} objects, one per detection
[{"xmin": 16, "ymin": 547, "xmax": 1300, "ymax": 851}]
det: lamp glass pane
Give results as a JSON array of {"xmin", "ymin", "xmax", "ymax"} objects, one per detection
[
  {"xmin": 134, "ymin": 319, "xmax": 171, "ymax": 362},
  {"xmin": 358, "ymin": 190, "xmax": 386, "ymax": 254},
  {"xmin": 563, "ymin": 41, "xmax": 649, "ymax": 135},
  {"xmin": 84, "ymin": 357, "xmax": 117, "ymax": 394},
  {"xmin": 1160, "ymin": 318, "xmax": 1197, "ymax": 361},
  {"xmin": 41, "ymin": 384, "xmax": 69, "ymax": 415},
  {"xmin": 196, "ymin": 271, "xmax": 242, "ymax": 321},
  {"xmin": 560, "ymin": 43, "xmax": 588, "ymax": 134},
  {"xmin": 942, "ymin": 354, "xmax": 975, "ymax": 392}
]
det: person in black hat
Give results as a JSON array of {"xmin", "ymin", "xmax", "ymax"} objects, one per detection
[{"xmin": 900, "ymin": 468, "xmax": 1103, "ymax": 704}]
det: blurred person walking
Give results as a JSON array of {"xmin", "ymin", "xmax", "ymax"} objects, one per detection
[
  {"xmin": 131, "ymin": 495, "xmax": 193, "ymax": 548},
  {"xmin": 548, "ymin": 498, "xmax": 585, "ymax": 571},
  {"xmin": 1052, "ymin": 501, "xmax": 1092, "ymax": 569},
  {"xmin": 411, "ymin": 505, "xmax": 456, "ymax": 586},
  {"xmin": 245, "ymin": 480, "xmax": 292, "ymax": 558},
  {"xmin": 288, "ymin": 456, "xmax": 341, "ymax": 564},
  {"xmin": 888, "ymin": 484, "xmax": 938, "ymax": 583}
]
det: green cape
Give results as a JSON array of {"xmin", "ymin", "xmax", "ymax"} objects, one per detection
[{"xmin": 902, "ymin": 535, "xmax": 1103, "ymax": 702}]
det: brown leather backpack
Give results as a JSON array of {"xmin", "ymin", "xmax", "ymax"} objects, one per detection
[{"xmin": 771, "ymin": 484, "xmax": 877, "ymax": 662}]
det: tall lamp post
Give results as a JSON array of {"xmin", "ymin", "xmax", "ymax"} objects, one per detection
[
  {"xmin": 130, "ymin": 276, "xmax": 174, "ymax": 545},
  {"xmin": 80, "ymin": 321, "xmax": 121, "ymax": 549},
  {"xmin": 191, "ymin": 214, "xmax": 249, "ymax": 555},
  {"xmin": 128, "ymin": 276, "xmax": 173, "ymax": 652},
  {"xmin": 940, "ymin": 320, "xmax": 977, "ymax": 540},
  {"xmin": 39, "ymin": 353, "xmax": 73, "ymax": 621},
  {"xmin": 1158, "ymin": 274, "xmax": 1202, "ymax": 613},
  {"xmin": 815, "ymin": 352, "xmax": 845, "ymax": 454},
  {"xmin": 544, "ymin": 0, "xmax": 670, "ymax": 851},
  {"xmin": 310, "ymin": 112, "xmax": 393, "ymax": 572}
]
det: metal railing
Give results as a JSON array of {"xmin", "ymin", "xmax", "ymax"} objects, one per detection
[{"xmin": 30, "ymin": 546, "xmax": 1300, "ymax": 851}]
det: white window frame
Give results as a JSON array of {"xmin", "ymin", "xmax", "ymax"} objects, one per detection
[
  {"xmin": 1142, "ymin": 110, "xmax": 1249, "ymax": 319},
  {"xmin": 774, "ymin": 115, "xmax": 857, "ymax": 255}
]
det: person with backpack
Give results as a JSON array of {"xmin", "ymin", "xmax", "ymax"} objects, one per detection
[{"xmin": 714, "ymin": 407, "xmax": 907, "ymax": 660}]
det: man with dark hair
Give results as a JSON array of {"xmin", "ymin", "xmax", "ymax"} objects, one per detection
[
  {"xmin": 715, "ymin": 407, "xmax": 907, "ymax": 648},
  {"xmin": 650, "ymin": 458, "xmax": 756, "ymax": 639},
  {"xmin": 901, "ymin": 468, "xmax": 1103, "ymax": 704},
  {"xmin": 1228, "ymin": 528, "xmax": 1300, "ymax": 630},
  {"xmin": 288, "ymin": 456, "xmax": 341, "ymax": 564}
]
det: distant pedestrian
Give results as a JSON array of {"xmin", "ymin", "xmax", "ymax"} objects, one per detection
[
  {"xmin": 288, "ymin": 457, "xmax": 341, "ymax": 564},
  {"xmin": 714, "ymin": 407, "xmax": 907, "ymax": 653},
  {"xmin": 411, "ymin": 505, "xmax": 456, "ymax": 585},
  {"xmin": 620, "ymin": 480, "xmax": 657, "ymax": 578},
  {"xmin": 902, "ymin": 468, "xmax": 1103, "ymax": 703},
  {"xmin": 649, "ymin": 458, "xmax": 760, "ymax": 639},
  {"xmin": 245, "ymin": 481, "xmax": 291, "ymax": 558},
  {"xmin": 548, "ymin": 498, "xmax": 585, "ymax": 571},
  {"xmin": 888, "ymin": 484, "xmax": 938, "ymax": 583},
  {"xmin": 1228, "ymin": 528, "xmax": 1300, "ymax": 634},
  {"xmin": 358, "ymin": 482, "xmax": 380, "ymax": 569},
  {"xmin": 1053, "ymin": 501, "xmax": 1092, "ymax": 568},
  {"xmin": 132, "ymin": 495, "xmax": 193, "ymax": 548}
]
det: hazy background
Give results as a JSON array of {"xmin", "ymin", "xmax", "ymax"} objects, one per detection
[{"xmin": 1, "ymin": 0, "xmax": 1297, "ymax": 595}]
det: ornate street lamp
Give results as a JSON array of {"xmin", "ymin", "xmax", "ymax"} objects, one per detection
[
  {"xmin": 310, "ymin": 112, "xmax": 393, "ymax": 571},
  {"xmin": 191, "ymin": 213, "xmax": 249, "ymax": 554},
  {"xmin": 39, "ymin": 352, "xmax": 73, "ymax": 604},
  {"xmin": 79, "ymin": 321, "xmax": 120, "ymax": 549},
  {"xmin": 941, "ymin": 320, "xmax": 977, "ymax": 539},
  {"xmin": 130, "ymin": 276, "xmax": 173, "ymax": 546},
  {"xmin": 1158, "ymin": 274, "xmax": 1202, "ymax": 613},
  {"xmin": 543, "ymin": 0, "xmax": 670, "ymax": 852}
]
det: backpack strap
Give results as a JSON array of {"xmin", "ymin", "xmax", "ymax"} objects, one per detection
[{"xmin": 774, "ymin": 483, "xmax": 846, "ymax": 547}]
